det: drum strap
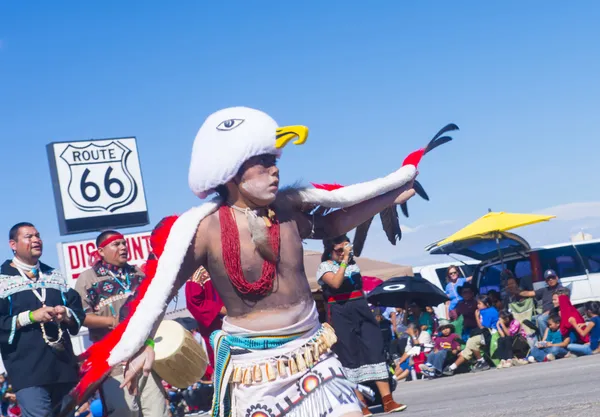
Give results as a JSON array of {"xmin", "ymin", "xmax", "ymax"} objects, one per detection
[{"xmin": 209, "ymin": 330, "xmax": 305, "ymax": 417}]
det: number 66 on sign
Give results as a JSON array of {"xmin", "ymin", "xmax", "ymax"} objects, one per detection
[{"xmin": 47, "ymin": 137, "xmax": 149, "ymax": 235}]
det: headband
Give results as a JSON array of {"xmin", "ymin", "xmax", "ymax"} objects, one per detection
[
  {"xmin": 98, "ymin": 233, "xmax": 125, "ymax": 249},
  {"xmin": 88, "ymin": 233, "xmax": 126, "ymax": 267}
]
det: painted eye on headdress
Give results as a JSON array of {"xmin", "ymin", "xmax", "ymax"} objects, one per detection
[{"xmin": 216, "ymin": 119, "xmax": 245, "ymax": 131}]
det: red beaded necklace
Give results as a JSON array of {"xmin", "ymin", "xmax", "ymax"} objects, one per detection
[{"xmin": 219, "ymin": 205, "xmax": 280, "ymax": 296}]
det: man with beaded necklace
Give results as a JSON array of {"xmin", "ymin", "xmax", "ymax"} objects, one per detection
[
  {"xmin": 0, "ymin": 222, "xmax": 85, "ymax": 417},
  {"xmin": 75, "ymin": 230, "xmax": 169, "ymax": 417}
]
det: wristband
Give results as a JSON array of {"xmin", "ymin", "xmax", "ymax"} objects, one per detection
[
  {"xmin": 144, "ymin": 338, "xmax": 155, "ymax": 349},
  {"xmin": 18, "ymin": 311, "xmax": 33, "ymax": 327},
  {"xmin": 340, "ymin": 262, "xmax": 348, "ymax": 268},
  {"xmin": 29, "ymin": 310, "xmax": 36, "ymax": 323}
]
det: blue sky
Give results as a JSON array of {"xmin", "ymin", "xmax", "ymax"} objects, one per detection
[{"xmin": 1, "ymin": 1, "xmax": 599, "ymax": 271}]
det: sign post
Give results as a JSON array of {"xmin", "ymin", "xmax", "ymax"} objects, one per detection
[{"xmin": 47, "ymin": 137, "xmax": 149, "ymax": 235}]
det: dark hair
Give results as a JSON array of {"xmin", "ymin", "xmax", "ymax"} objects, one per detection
[
  {"xmin": 500, "ymin": 310, "xmax": 514, "ymax": 323},
  {"xmin": 548, "ymin": 313, "xmax": 561, "ymax": 324},
  {"xmin": 585, "ymin": 301, "xmax": 600, "ymax": 316},
  {"xmin": 96, "ymin": 230, "xmax": 121, "ymax": 247},
  {"xmin": 216, "ymin": 184, "xmax": 229, "ymax": 201},
  {"xmin": 321, "ymin": 235, "xmax": 351, "ymax": 262},
  {"xmin": 9, "ymin": 222, "xmax": 35, "ymax": 241},
  {"xmin": 476, "ymin": 295, "xmax": 491, "ymax": 307},
  {"xmin": 554, "ymin": 288, "xmax": 570, "ymax": 297},
  {"xmin": 486, "ymin": 290, "xmax": 500, "ymax": 302}
]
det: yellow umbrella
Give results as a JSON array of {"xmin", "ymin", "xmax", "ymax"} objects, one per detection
[{"xmin": 436, "ymin": 211, "xmax": 555, "ymax": 247}]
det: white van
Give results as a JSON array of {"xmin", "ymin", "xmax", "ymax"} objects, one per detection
[
  {"xmin": 427, "ymin": 232, "xmax": 600, "ymax": 309},
  {"xmin": 413, "ymin": 260, "xmax": 479, "ymax": 319}
]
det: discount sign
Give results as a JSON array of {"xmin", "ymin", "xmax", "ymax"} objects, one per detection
[{"xmin": 58, "ymin": 231, "xmax": 152, "ymax": 285}]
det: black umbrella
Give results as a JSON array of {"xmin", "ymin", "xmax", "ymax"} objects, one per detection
[{"xmin": 367, "ymin": 275, "xmax": 449, "ymax": 308}]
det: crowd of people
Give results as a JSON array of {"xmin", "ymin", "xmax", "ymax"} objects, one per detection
[{"xmin": 373, "ymin": 266, "xmax": 600, "ymax": 383}]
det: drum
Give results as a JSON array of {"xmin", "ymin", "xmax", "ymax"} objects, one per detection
[{"xmin": 153, "ymin": 320, "xmax": 208, "ymax": 388}]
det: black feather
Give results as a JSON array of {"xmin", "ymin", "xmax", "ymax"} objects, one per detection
[
  {"xmin": 431, "ymin": 123, "xmax": 459, "ymax": 142},
  {"xmin": 413, "ymin": 180, "xmax": 429, "ymax": 201},
  {"xmin": 353, "ymin": 216, "xmax": 374, "ymax": 256},
  {"xmin": 400, "ymin": 202, "xmax": 409, "ymax": 218},
  {"xmin": 380, "ymin": 206, "xmax": 402, "ymax": 245},
  {"xmin": 424, "ymin": 135, "xmax": 453, "ymax": 155}
]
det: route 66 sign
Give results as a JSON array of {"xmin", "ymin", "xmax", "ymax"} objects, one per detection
[{"xmin": 47, "ymin": 137, "xmax": 149, "ymax": 235}]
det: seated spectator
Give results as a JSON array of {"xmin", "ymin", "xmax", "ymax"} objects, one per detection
[
  {"xmin": 420, "ymin": 323, "xmax": 461, "ymax": 378},
  {"xmin": 408, "ymin": 303, "xmax": 434, "ymax": 336},
  {"xmin": 425, "ymin": 306, "xmax": 439, "ymax": 335},
  {"xmin": 443, "ymin": 295, "xmax": 499, "ymax": 376},
  {"xmin": 528, "ymin": 313, "xmax": 571, "ymax": 362},
  {"xmin": 393, "ymin": 324, "xmax": 432, "ymax": 381},
  {"xmin": 454, "ymin": 283, "xmax": 478, "ymax": 341},
  {"xmin": 566, "ymin": 301, "xmax": 600, "ymax": 356},
  {"xmin": 496, "ymin": 310, "xmax": 529, "ymax": 368},
  {"xmin": 520, "ymin": 269, "xmax": 570, "ymax": 337},
  {"xmin": 486, "ymin": 289, "xmax": 503, "ymax": 312},
  {"xmin": 392, "ymin": 307, "xmax": 408, "ymax": 339},
  {"xmin": 502, "ymin": 275, "xmax": 524, "ymax": 307},
  {"xmin": 557, "ymin": 292, "xmax": 589, "ymax": 344},
  {"xmin": 444, "ymin": 265, "xmax": 470, "ymax": 320}
]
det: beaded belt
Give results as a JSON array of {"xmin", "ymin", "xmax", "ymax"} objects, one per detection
[
  {"xmin": 229, "ymin": 322, "xmax": 338, "ymax": 385},
  {"xmin": 209, "ymin": 323, "xmax": 338, "ymax": 417}
]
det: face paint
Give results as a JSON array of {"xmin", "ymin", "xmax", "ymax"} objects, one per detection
[{"xmin": 240, "ymin": 175, "xmax": 276, "ymax": 201}]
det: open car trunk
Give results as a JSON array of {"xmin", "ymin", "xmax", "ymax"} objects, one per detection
[{"xmin": 426, "ymin": 231, "xmax": 531, "ymax": 261}]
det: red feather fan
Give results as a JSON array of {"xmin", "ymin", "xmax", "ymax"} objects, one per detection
[{"xmin": 62, "ymin": 215, "xmax": 180, "ymax": 414}]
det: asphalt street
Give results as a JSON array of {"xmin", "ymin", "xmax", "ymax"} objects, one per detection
[
  {"xmin": 189, "ymin": 355, "xmax": 600, "ymax": 417},
  {"xmin": 384, "ymin": 354, "xmax": 600, "ymax": 417}
]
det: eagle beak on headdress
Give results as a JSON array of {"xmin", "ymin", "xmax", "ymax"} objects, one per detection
[{"xmin": 275, "ymin": 125, "xmax": 309, "ymax": 149}]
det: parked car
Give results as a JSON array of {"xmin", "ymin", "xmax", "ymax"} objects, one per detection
[
  {"xmin": 426, "ymin": 232, "xmax": 600, "ymax": 309},
  {"xmin": 412, "ymin": 260, "xmax": 479, "ymax": 319}
]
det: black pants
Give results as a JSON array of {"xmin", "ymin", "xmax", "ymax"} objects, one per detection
[
  {"xmin": 496, "ymin": 336, "xmax": 515, "ymax": 360},
  {"xmin": 496, "ymin": 335, "xmax": 529, "ymax": 360}
]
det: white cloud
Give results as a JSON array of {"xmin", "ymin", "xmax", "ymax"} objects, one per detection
[{"xmin": 535, "ymin": 201, "xmax": 600, "ymax": 221}]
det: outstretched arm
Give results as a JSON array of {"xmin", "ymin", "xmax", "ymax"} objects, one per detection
[{"xmin": 319, "ymin": 180, "xmax": 416, "ymax": 239}]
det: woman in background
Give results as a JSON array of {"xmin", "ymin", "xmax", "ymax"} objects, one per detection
[{"xmin": 318, "ymin": 235, "xmax": 406, "ymax": 416}]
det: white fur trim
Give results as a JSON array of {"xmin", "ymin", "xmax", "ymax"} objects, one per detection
[
  {"xmin": 188, "ymin": 107, "xmax": 282, "ymax": 199},
  {"xmin": 108, "ymin": 197, "xmax": 222, "ymax": 366},
  {"xmin": 299, "ymin": 165, "xmax": 417, "ymax": 208}
]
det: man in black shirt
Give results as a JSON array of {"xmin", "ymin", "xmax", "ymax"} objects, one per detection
[
  {"xmin": 520, "ymin": 269, "xmax": 570, "ymax": 336},
  {"xmin": 0, "ymin": 223, "xmax": 85, "ymax": 417}
]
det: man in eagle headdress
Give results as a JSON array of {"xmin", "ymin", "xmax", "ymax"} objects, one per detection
[{"xmin": 69, "ymin": 107, "xmax": 457, "ymax": 417}]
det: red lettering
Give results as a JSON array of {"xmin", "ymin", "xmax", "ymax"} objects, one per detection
[
  {"xmin": 142, "ymin": 235, "xmax": 152, "ymax": 253},
  {"xmin": 79, "ymin": 244, "xmax": 87, "ymax": 269},
  {"xmin": 68, "ymin": 246, "xmax": 80, "ymax": 269},
  {"xmin": 131, "ymin": 237, "xmax": 143, "ymax": 260}
]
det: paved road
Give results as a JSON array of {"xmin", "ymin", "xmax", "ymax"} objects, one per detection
[
  {"xmin": 189, "ymin": 355, "xmax": 600, "ymax": 417},
  {"xmin": 383, "ymin": 355, "xmax": 600, "ymax": 417}
]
